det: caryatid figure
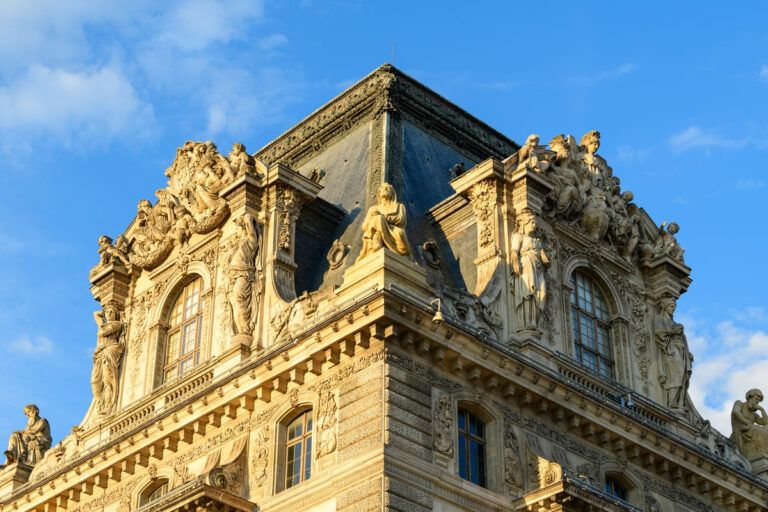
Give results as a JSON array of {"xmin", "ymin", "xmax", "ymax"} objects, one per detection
[
  {"xmin": 227, "ymin": 213, "xmax": 262, "ymax": 338},
  {"xmin": 653, "ymin": 297, "xmax": 692, "ymax": 411},
  {"xmin": 356, "ymin": 182, "xmax": 411, "ymax": 261},
  {"xmin": 91, "ymin": 303, "xmax": 126, "ymax": 416},
  {"xmin": 510, "ymin": 210, "xmax": 549, "ymax": 332}
]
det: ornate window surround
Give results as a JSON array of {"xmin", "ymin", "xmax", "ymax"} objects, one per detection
[
  {"xmin": 147, "ymin": 267, "xmax": 214, "ymax": 390},
  {"xmin": 561, "ymin": 260, "xmax": 634, "ymax": 387},
  {"xmin": 274, "ymin": 405, "xmax": 314, "ymax": 494}
]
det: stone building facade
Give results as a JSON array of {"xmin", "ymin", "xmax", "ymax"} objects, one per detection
[{"xmin": 1, "ymin": 64, "xmax": 767, "ymax": 512}]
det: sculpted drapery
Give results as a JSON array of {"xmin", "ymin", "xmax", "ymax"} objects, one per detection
[
  {"xmin": 653, "ymin": 297, "xmax": 692, "ymax": 411},
  {"xmin": 731, "ymin": 389, "xmax": 768, "ymax": 461},
  {"xmin": 356, "ymin": 183, "xmax": 411, "ymax": 261},
  {"xmin": 4, "ymin": 404, "xmax": 51, "ymax": 466},
  {"xmin": 227, "ymin": 213, "xmax": 262, "ymax": 337},
  {"xmin": 91, "ymin": 304, "xmax": 126, "ymax": 416},
  {"xmin": 510, "ymin": 211, "xmax": 549, "ymax": 332}
]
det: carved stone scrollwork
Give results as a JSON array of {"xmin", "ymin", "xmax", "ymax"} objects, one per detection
[
  {"xmin": 503, "ymin": 421, "xmax": 523, "ymax": 490},
  {"xmin": 467, "ymin": 179, "xmax": 495, "ymax": 248},
  {"xmin": 276, "ymin": 186, "xmax": 301, "ymax": 252},
  {"xmin": 326, "ymin": 239, "xmax": 350, "ymax": 270},
  {"xmin": 250, "ymin": 426, "xmax": 270, "ymax": 487},
  {"xmin": 432, "ymin": 393, "xmax": 454, "ymax": 455},
  {"xmin": 316, "ymin": 391, "xmax": 338, "ymax": 458}
]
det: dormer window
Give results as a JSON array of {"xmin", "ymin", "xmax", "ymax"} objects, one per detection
[
  {"xmin": 163, "ymin": 276, "xmax": 206, "ymax": 383},
  {"xmin": 570, "ymin": 271, "xmax": 614, "ymax": 379}
]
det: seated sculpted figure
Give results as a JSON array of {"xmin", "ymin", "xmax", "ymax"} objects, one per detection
[
  {"xmin": 731, "ymin": 389, "xmax": 768, "ymax": 461},
  {"xmin": 356, "ymin": 183, "xmax": 411, "ymax": 262},
  {"xmin": 4, "ymin": 404, "xmax": 52, "ymax": 467}
]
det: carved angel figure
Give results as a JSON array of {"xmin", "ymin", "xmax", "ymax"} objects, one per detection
[
  {"xmin": 228, "ymin": 143, "xmax": 256, "ymax": 177},
  {"xmin": 227, "ymin": 214, "xmax": 262, "ymax": 338},
  {"xmin": 731, "ymin": 389, "xmax": 768, "ymax": 460},
  {"xmin": 653, "ymin": 297, "xmax": 692, "ymax": 411},
  {"xmin": 91, "ymin": 303, "xmax": 126, "ymax": 416},
  {"xmin": 654, "ymin": 221, "xmax": 685, "ymax": 262},
  {"xmin": 356, "ymin": 182, "xmax": 411, "ymax": 261},
  {"xmin": 510, "ymin": 210, "xmax": 549, "ymax": 332},
  {"xmin": 3, "ymin": 404, "xmax": 51, "ymax": 466},
  {"xmin": 97, "ymin": 235, "xmax": 130, "ymax": 268}
]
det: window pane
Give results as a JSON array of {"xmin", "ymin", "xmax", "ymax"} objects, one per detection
[
  {"xmin": 477, "ymin": 442, "xmax": 487, "ymax": 487},
  {"xmin": 458, "ymin": 411, "xmax": 466, "ymax": 432},
  {"xmin": 458, "ymin": 434, "xmax": 467, "ymax": 479},
  {"xmin": 470, "ymin": 439, "xmax": 479, "ymax": 484}
]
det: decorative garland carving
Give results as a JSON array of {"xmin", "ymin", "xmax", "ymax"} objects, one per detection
[
  {"xmin": 316, "ymin": 391, "xmax": 338, "ymax": 458},
  {"xmin": 467, "ymin": 179, "xmax": 495, "ymax": 248},
  {"xmin": 432, "ymin": 393, "xmax": 454, "ymax": 455}
]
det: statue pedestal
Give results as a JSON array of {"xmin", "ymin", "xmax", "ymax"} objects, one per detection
[
  {"xmin": 231, "ymin": 333, "xmax": 254, "ymax": 354},
  {"xmin": 0, "ymin": 462, "xmax": 32, "ymax": 499},
  {"xmin": 750, "ymin": 456, "xmax": 768, "ymax": 480}
]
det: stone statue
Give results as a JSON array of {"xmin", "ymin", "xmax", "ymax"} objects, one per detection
[
  {"xmin": 731, "ymin": 389, "xmax": 768, "ymax": 461},
  {"xmin": 579, "ymin": 130, "xmax": 612, "ymax": 185},
  {"xmin": 510, "ymin": 210, "xmax": 549, "ymax": 332},
  {"xmin": 508, "ymin": 134, "xmax": 552, "ymax": 175},
  {"xmin": 546, "ymin": 135, "xmax": 588, "ymax": 218},
  {"xmin": 227, "ymin": 214, "xmax": 262, "ymax": 338},
  {"xmin": 653, "ymin": 297, "xmax": 692, "ymax": 411},
  {"xmin": 654, "ymin": 221, "xmax": 685, "ymax": 262},
  {"xmin": 91, "ymin": 303, "xmax": 126, "ymax": 416},
  {"xmin": 228, "ymin": 142, "xmax": 256, "ymax": 177},
  {"xmin": 580, "ymin": 187, "xmax": 611, "ymax": 241},
  {"xmin": 97, "ymin": 235, "xmax": 130, "ymax": 268},
  {"xmin": 356, "ymin": 182, "xmax": 411, "ymax": 261},
  {"xmin": 3, "ymin": 405, "xmax": 51, "ymax": 467}
]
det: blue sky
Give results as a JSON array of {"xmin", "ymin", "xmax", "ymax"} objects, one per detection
[{"xmin": 0, "ymin": 1, "xmax": 767, "ymax": 442}]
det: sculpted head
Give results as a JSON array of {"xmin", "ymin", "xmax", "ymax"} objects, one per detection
[
  {"xmin": 659, "ymin": 296, "xmax": 677, "ymax": 314},
  {"xmin": 103, "ymin": 303, "xmax": 120, "ymax": 322},
  {"xmin": 232, "ymin": 142, "xmax": 245, "ymax": 155},
  {"xmin": 622, "ymin": 191, "xmax": 634, "ymax": 203},
  {"xmin": 549, "ymin": 135, "xmax": 568, "ymax": 158},
  {"xmin": 524, "ymin": 134, "xmax": 540, "ymax": 147},
  {"xmin": 137, "ymin": 199, "xmax": 152, "ymax": 215},
  {"xmin": 667, "ymin": 222, "xmax": 680, "ymax": 235},
  {"xmin": 98, "ymin": 235, "xmax": 112, "ymax": 248},
  {"xmin": 746, "ymin": 389, "xmax": 764, "ymax": 409},
  {"xmin": 378, "ymin": 183, "xmax": 396, "ymax": 203},
  {"xmin": 580, "ymin": 130, "xmax": 601, "ymax": 154},
  {"xmin": 516, "ymin": 209, "xmax": 537, "ymax": 234},
  {"xmin": 23, "ymin": 404, "xmax": 39, "ymax": 418}
]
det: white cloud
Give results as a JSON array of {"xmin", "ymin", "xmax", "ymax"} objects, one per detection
[
  {"xmin": 567, "ymin": 63, "xmax": 636, "ymax": 86},
  {"xmin": 667, "ymin": 125, "xmax": 753, "ymax": 152},
  {"xmin": 615, "ymin": 145, "xmax": 650, "ymax": 163},
  {"xmin": 0, "ymin": 65, "xmax": 155, "ymax": 148},
  {"xmin": 256, "ymin": 34, "xmax": 289, "ymax": 51},
  {"xmin": 685, "ymin": 309, "xmax": 768, "ymax": 433},
  {"xmin": 759, "ymin": 66, "xmax": 768, "ymax": 83},
  {"xmin": 7, "ymin": 335, "xmax": 54, "ymax": 355},
  {"xmin": 156, "ymin": 0, "xmax": 265, "ymax": 52}
]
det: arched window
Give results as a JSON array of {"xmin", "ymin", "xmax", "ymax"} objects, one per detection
[
  {"xmin": 457, "ymin": 408, "xmax": 487, "ymax": 487},
  {"xmin": 570, "ymin": 271, "xmax": 614, "ymax": 379},
  {"xmin": 282, "ymin": 409, "xmax": 313, "ymax": 490},
  {"xmin": 604, "ymin": 475, "xmax": 630, "ymax": 502},
  {"xmin": 163, "ymin": 276, "xmax": 206, "ymax": 383},
  {"xmin": 139, "ymin": 479, "xmax": 168, "ymax": 506}
]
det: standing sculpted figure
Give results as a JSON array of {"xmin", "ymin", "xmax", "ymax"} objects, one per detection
[
  {"xmin": 510, "ymin": 210, "xmax": 549, "ymax": 332},
  {"xmin": 579, "ymin": 130, "xmax": 613, "ymax": 187},
  {"xmin": 653, "ymin": 297, "xmax": 692, "ymax": 411},
  {"xmin": 356, "ymin": 182, "xmax": 411, "ymax": 261},
  {"xmin": 731, "ymin": 389, "xmax": 768, "ymax": 460},
  {"xmin": 91, "ymin": 303, "xmax": 126, "ymax": 416},
  {"xmin": 227, "ymin": 214, "xmax": 262, "ymax": 338},
  {"xmin": 3, "ymin": 405, "xmax": 51, "ymax": 466},
  {"xmin": 546, "ymin": 135, "xmax": 589, "ymax": 217}
]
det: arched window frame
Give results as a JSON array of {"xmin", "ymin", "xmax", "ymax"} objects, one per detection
[
  {"xmin": 602, "ymin": 471, "xmax": 641, "ymax": 505},
  {"xmin": 275, "ymin": 406, "xmax": 314, "ymax": 493},
  {"xmin": 148, "ymin": 269, "xmax": 214, "ymax": 390},
  {"xmin": 569, "ymin": 269, "xmax": 616, "ymax": 379},
  {"xmin": 138, "ymin": 478, "xmax": 169, "ymax": 507},
  {"xmin": 452, "ymin": 397, "xmax": 502, "ymax": 491}
]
